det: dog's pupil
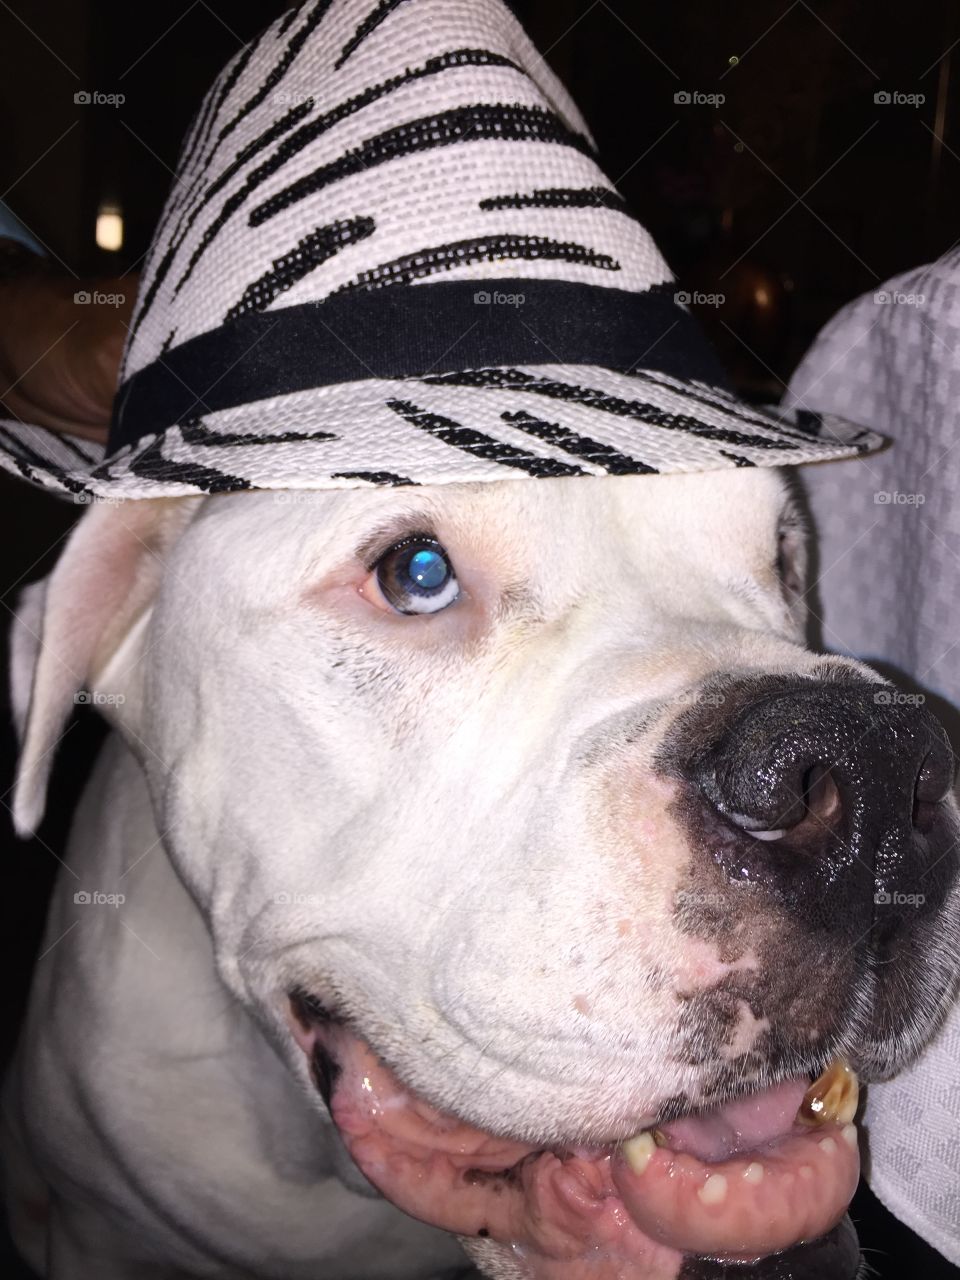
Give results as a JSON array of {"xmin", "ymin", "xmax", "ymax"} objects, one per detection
[{"xmin": 406, "ymin": 548, "xmax": 447, "ymax": 590}]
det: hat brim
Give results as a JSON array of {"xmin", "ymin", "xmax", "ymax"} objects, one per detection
[{"xmin": 0, "ymin": 362, "xmax": 884, "ymax": 501}]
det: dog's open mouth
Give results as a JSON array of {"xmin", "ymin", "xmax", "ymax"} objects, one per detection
[{"xmin": 288, "ymin": 993, "xmax": 860, "ymax": 1278}]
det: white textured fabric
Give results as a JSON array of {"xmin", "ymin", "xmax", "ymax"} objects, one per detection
[
  {"xmin": 787, "ymin": 250, "xmax": 960, "ymax": 1265},
  {"xmin": 0, "ymin": 369, "xmax": 879, "ymax": 501},
  {"xmin": 0, "ymin": 0, "xmax": 882, "ymax": 499},
  {"xmin": 123, "ymin": 0, "xmax": 658, "ymax": 377}
]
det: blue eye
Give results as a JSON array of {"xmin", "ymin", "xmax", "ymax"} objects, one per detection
[
  {"xmin": 408, "ymin": 548, "xmax": 447, "ymax": 589},
  {"xmin": 375, "ymin": 538, "xmax": 460, "ymax": 615}
]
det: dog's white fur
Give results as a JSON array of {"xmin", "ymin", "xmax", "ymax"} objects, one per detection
[{"xmin": 3, "ymin": 473, "xmax": 884, "ymax": 1277}]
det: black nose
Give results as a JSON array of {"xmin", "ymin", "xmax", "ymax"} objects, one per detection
[{"xmin": 689, "ymin": 679, "xmax": 957, "ymax": 919}]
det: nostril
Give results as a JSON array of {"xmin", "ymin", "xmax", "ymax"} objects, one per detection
[
  {"xmin": 913, "ymin": 783, "xmax": 935, "ymax": 834},
  {"xmin": 804, "ymin": 764, "xmax": 841, "ymax": 825},
  {"xmin": 723, "ymin": 764, "xmax": 841, "ymax": 843},
  {"xmin": 913, "ymin": 747, "xmax": 954, "ymax": 833},
  {"xmin": 915, "ymin": 745, "xmax": 954, "ymax": 804}
]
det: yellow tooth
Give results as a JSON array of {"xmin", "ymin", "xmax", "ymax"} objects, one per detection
[
  {"xmin": 698, "ymin": 1173, "xmax": 728, "ymax": 1205},
  {"xmin": 799, "ymin": 1060, "xmax": 859, "ymax": 1127},
  {"xmin": 623, "ymin": 1131, "xmax": 656, "ymax": 1174},
  {"xmin": 743, "ymin": 1161, "xmax": 764, "ymax": 1184}
]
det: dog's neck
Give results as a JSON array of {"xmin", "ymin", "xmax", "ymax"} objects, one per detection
[{"xmin": 16, "ymin": 731, "xmax": 470, "ymax": 1272}]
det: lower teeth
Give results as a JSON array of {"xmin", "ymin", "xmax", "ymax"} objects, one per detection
[{"xmin": 621, "ymin": 1059, "xmax": 860, "ymax": 1174}]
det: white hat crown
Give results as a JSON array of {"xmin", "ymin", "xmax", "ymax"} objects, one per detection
[{"xmin": 0, "ymin": 0, "xmax": 882, "ymax": 498}]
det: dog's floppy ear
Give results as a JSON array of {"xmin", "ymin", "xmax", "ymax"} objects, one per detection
[{"xmin": 11, "ymin": 496, "xmax": 201, "ymax": 836}]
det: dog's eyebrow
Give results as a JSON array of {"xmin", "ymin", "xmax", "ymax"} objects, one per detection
[{"xmin": 355, "ymin": 511, "xmax": 439, "ymax": 566}]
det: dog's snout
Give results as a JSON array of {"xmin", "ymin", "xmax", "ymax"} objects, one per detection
[
  {"xmin": 698, "ymin": 685, "xmax": 953, "ymax": 842},
  {"xmin": 684, "ymin": 680, "xmax": 958, "ymax": 921}
]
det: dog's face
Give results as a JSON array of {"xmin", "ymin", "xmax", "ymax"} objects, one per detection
[{"xmin": 17, "ymin": 469, "xmax": 960, "ymax": 1279}]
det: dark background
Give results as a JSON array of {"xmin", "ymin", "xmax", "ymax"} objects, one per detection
[{"xmin": 1, "ymin": 1, "xmax": 958, "ymax": 1276}]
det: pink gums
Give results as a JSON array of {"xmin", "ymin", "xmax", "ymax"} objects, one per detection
[{"xmin": 290, "ymin": 1015, "xmax": 859, "ymax": 1279}]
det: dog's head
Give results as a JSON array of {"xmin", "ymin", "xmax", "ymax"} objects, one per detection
[{"xmin": 14, "ymin": 470, "xmax": 960, "ymax": 1279}]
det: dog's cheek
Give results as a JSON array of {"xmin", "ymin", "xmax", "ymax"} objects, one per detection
[
  {"xmin": 589, "ymin": 763, "xmax": 743, "ymax": 990},
  {"xmin": 666, "ymin": 785, "xmax": 865, "ymax": 1070},
  {"xmin": 578, "ymin": 764, "xmax": 765, "ymax": 1075},
  {"xmin": 589, "ymin": 753, "xmax": 857, "ymax": 1077}
]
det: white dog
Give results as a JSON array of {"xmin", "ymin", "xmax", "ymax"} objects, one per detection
[{"xmin": 4, "ymin": 469, "xmax": 958, "ymax": 1280}]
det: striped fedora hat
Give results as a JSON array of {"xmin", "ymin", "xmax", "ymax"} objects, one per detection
[{"xmin": 0, "ymin": 0, "xmax": 882, "ymax": 499}]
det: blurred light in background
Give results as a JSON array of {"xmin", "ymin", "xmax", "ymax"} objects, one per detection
[{"xmin": 95, "ymin": 202, "xmax": 123, "ymax": 252}]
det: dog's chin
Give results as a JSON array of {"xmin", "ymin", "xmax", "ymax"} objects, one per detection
[{"xmin": 287, "ymin": 993, "xmax": 863, "ymax": 1280}]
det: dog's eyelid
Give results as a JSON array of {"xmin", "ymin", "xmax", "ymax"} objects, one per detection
[{"xmin": 356, "ymin": 515, "xmax": 441, "ymax": 570}]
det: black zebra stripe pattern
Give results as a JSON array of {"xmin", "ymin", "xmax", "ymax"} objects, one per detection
[
  {"xmin": 0, "ymin": 0, "xmax": 883, "ymax": 499},
  {"xmin": 479, "ymin": 186, "xmax": 628, "ymax": 213},
  {"xmin": 164, "ymin": 48, "xmax": 526, "ymax": 303}
]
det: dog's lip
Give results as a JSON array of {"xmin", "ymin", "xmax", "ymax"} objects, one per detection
[
  {"xmin": 286, "ymin": 984, "xmax": 823, "ymax": 1144},
  {"xmin": 285, "ymin": 993, "xmax": 860, "ymax": 1274}
]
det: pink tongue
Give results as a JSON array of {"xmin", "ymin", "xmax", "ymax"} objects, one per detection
[{"xmin": 657, "ymin": 1078, "xmax": 808, "ymax": 1162}]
